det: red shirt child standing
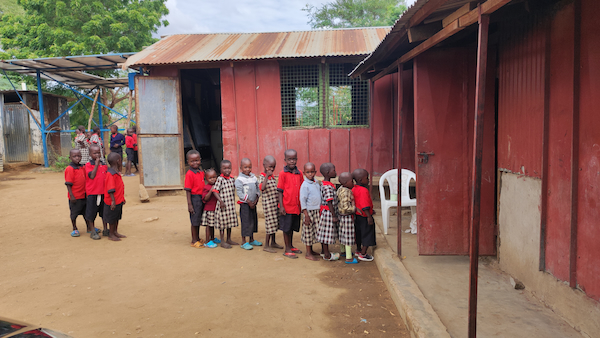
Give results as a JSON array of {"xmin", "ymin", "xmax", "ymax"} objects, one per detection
[
  {"xmin": 65, "ymin": 149, "xmax": 87, "ymax": 237},
  {"xmin": 103, "ymin": 152, "xmax": 126, "ymax": 241},
  {"xmin": 277, "ymin": 149, "xmax": 304, "ymax": 258},
  {"xmin": 352, "ymin": 168, "xmax": 376, "ymax": 262}
]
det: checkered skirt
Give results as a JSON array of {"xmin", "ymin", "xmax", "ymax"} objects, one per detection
[
  {"xmin": 214, "ymin": 176, "xmax": 238, "ymax": 229},
  {"xmin": 201, "ymin": 210, "xmax": 216, "ymax": 227},
  {"xmin": 301, "ymin": 209, "xmax": 319, "ymax": 245},
  {"xmin": 338, "ymin": 214, "xmax": 355, "ymax": 246},
  {"xmin": 259, "ymin": 175, "xmax": 279, "ymax": 234},
  {"xmin": 316, "ymin": 209, "xmax": 338, "ymax": 245}
]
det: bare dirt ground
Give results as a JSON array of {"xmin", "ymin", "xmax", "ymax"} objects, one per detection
[{"xmin": 0, "ymin": 165, "xmax": 408, "ymax": 338}]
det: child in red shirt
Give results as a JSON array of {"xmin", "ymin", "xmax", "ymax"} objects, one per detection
[
  {"xmin": 352, "ymin": 168, "xmax": 376, "ymax": 262},
  {"xmin": 277, "ymin": 149, "xmax": 304, "ymax": 258},
  {"xmin": 104, "ymin": 152, "xmax": 126, "ymax": 241},
  {"xmin": 124, "ymin": 128, "xmax": 138, "ymax": 176},
  {"xmin": 184, "ymin": 150, "xmax": 205, "ymax": 248},
  {"xmin": 65, "ymin": 149, "xmax": 87, "ymax": 237},
  {"xmin": 85, "ymin": 144, "xmax": 107, "ymax": 239},
  {"xmin": 201, "ymin": 169, "xmax": 219, "ymax": 248}
]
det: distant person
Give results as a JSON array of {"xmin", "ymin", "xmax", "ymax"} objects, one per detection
[
  {"xmin": 103, "ymin": 152, "xmax": 126, "ymax": 241},
  {"xmin": 258, "ymin": 155, "xmax": 283, "ymax": 253},
  {"xmin": 352, "ymin": 168, "xmax": 376, "ymax": 262},
  {"xmin": 277, "ymin": 149, "xmax": 303, "ymax": 259},
  {"xmin": 85, "ymin": 144, "xmax": 108, "ymax": 239},
  {"xmin": 212, "ymin": 160, "xmax": 239, "ymax": 248},
  {"xmin": 89, "ymin": 126, "xmax": 105, "ymax": 162},
  {"xmin": 109, "ymin": 125, "xmax": 125, "ymax": 157},
  {"xmin": 74, "ymin": 125, "xmax": 90, "ymax": 164},
  {"xmin": 124, "ymin": 128, "xmax": 138, "ymax": 176},
  {"xmin": 201, "ymin": 168, "xmax": 219, "ymax": 248},
  {"xmin": 337, "ymin": 172, "xmax": 358, "ymax": 264},
  {"xmin": 64, "ymin": 149, "xmax": 88, "ymax": 238},
  {"xmin": 300, "ymin": 162, "xmax": 321, "ymax": 261},
  {"xmin": 184, "ymin": 150, "xmax": 205, "ymax": 248},
  {"xmin": 316, "ymin": 162, "xmax": 340, "ymax": 261},
  {"xmin": 235, "ymin": 158, "xmax": 262, "ymax": 250}
]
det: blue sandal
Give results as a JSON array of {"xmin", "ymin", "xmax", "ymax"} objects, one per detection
[
  {"xmin": 212, "ymin": 238, "xmax": 221, "ymax": 244},
  {"xmin": 241, "ymin": 242, "xmax": 254, "ymax": 250},
  {"xmin": 70, "ymin": 230, "xmax": 80, "ymax": 237},
  {"xmin": 249, "ymin": 240, "xmax": 263, "ymax": 246}
]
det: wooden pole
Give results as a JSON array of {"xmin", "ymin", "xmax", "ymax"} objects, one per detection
[
  {"xmin": 468, "ymin": 7, "xmax": 489, "ymax": 338},
  {"xmin": 87, "ymin": 90, "xmax": 100, "ymax": 131},
  {"xmin": 397, "ymin": 65, "xmax": 404, "ymax": 256},
  {"xmin": 127, "ymin": 90, "xmax": 132, "ymax": 127}
]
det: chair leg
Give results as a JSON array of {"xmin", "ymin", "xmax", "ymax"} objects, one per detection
[
  {"xmin": 383, "ymin": 206, "xmax": 389, "ymax": 235},
  {"xmin": 410, "ymin": 206, "xmax": 417, "ymax": 234}
]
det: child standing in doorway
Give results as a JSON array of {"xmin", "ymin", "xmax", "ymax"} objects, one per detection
[
  {"xmin": 352, "ymin": 168, "xmax": 376, "ymax": 262},
  {"xmin": 258, "ymin": 155, "xmax": 283, "ymax": 253},
  {"xmin": 316, "ymin": 162, "xmax": 340, "ymax": 261},
  {"xmin": 338, "ymin": 172, "xmax": 358, "ymax": 264},
  {"xmin": 300, "ymin": 162, "xmax": 321, "ymax": 261},
  {"xmin": 213, "ymin": 160, "xmax": 239, "ymax": 249},
  {"xmin": 184, "ymin": 150, "xmax": 205, "ymax": 248},
  {"xmin": 235, "ymin": 158, "xmax": 262, "ymax": 250},
  {"xmin": 277, "ymin": 149, "xmax": 304, "ymax": 259}
]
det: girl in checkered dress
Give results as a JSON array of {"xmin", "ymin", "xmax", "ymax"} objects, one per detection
[
  {"xmin": 213, "ymin": 160, "xmax": 239, "ymax": 249},
  {"xmin": 201, "ymin": 169, "xmax": 220, "ymax": 248},
  {"xmin": 337, "ymin": 172, "xmax": 358, "ymax": 264},
  {"xmin": 316, "ymin": 162, "xmax": 340, "ymax": 261},
  {"xmin": 258, "ymin": 155, "xmax": 283, "ymax": 253}
]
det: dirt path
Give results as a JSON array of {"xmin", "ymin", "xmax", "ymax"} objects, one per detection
[{"xmin": 0, "ymin": 166, "xmax": 407, "ymax": 337}]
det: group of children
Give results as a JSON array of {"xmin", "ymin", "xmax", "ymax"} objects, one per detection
[{"xmin": 185, "ymin": 148, "xmax": 376, "ymax": 263}]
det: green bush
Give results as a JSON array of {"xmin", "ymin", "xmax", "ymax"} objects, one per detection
[{"xmin": 53, "ymin": 155, "xmax": 70, "ymax": 171}]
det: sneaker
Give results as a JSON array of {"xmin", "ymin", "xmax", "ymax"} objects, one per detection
[
  {"xmin": 249, "ymin": 240, "xmax": 263, "ymax": 246},
  {"xmin": 241, "ymin": 242, "xmax": 254, "ymax": 250},
  {"xmin": 204, "ymin": 240, "xmax": 217, "ymax": 248},
  {"xmin": 213, "ymin": 238, "xmax": 221, "ymax": 244},
  {"xmin": 90, "ymin": 231, "xmax": 101, "ymax": 240},
  {"xmin": 357, "ymin": 253, "xmax": 374, "ymax": 262},
  {"xmin": 354, "ymin": 251, "xmax": 361, "ymax": 257}
]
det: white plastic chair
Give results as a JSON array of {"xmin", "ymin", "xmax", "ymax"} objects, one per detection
[{"xmin": 379, "ymin": 169, "xmax": 417, "ymax": 235}]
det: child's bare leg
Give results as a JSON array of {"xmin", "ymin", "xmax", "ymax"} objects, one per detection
[
  {"xmin": 226, "ymin": 228, "xmax": 238, "ymax": 245},
  {"xmin": 263, "ymin": 233, "xmax": 276, "ymax": 252},
  {"xmin": 290, "ymin": 232, "xmax": 296, "ymax": 249},
  {"xmin": 361, "ymin": 245, "xmax": 368, "ymax": 255},
  {"xmin": 114, "ymin": 221, "xmax": 126, "ymax": 238},
  {"xmin": 270, "ymin": 233, "xmax": 283, "ymax": 249},
  {"xmin": 191, "ymin": 225, "xmax": 200, "ymax": 243},
  {"xmin": 125, "ymin": 160, "xmax": 131, "ymax": 175},
  {"xmin": 220, "ymin": 229, "xmax": 231, "ymax": 248},
  {"xmin": 133, "ymin": 163, "xmax": 139, "ymax": 172},
  {"xmin": 205, "ymin": 226, "xmax": 211, "ymax": 242},
  {"xmin": 322, "ymin": 244, "xmax": 332, "ymax": 259},
  {"xmin": 210, "ymin": 226, "xmax": 215, "ymax": 240},
  {"xmin": 71, "ymin": 219, "xmax": 78, "ymax": 231},
  {"xmin": 305, "ymin": 245, "xmax": 319, "ymax": 261},
  {"xmin": 283, "ymin": 232, "xmax": 293, "ymax": 253},
  {"xmin": 108, "ymin": 222, "xmax": 120, "ymax": 241}
]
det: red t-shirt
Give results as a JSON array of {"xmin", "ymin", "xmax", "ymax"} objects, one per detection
[
  {"xmin": 125, "ymin": 135, "xmax": 135, "ymax": 149},
  {"xmin": 64, "ymin": 163, "xmax": 86, "ymax": 199},
  {"xmin": 104, "ymin": 168, "xmax": 125, "ymax": 205},
  {"xmin": 352, "ymin": 185, "xmax": 374, "ymax": 217},
  {"xmin": 184, "ymin": 168, "xmax": 205, "ymax": 195},
  {"xmin": 277, "ymin": 166, "xmax": 303, "ymax": 215},
  {"xmin": 202, "ymin": 184, "xmax": 217, "ymax": 211},
  {"xmin": 85, "ymin": 160, "xmax": 108, "ymax": 195},
  {"xmin": 133, "ymin": 134, "xmax": 138, "ymax": 151}
]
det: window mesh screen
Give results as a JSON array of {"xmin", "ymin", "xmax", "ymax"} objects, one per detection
[
  {"xmin": 327, "ymin": 63, "xmax": 369, "ymax": 126},
  {"xmin": 280, "ymin": 64, "xmax": 321, "ymax": 127}
]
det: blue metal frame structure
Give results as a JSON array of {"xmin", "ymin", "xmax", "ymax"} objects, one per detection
[{"xmin": 0, "ymin": 53, "xmax": 138, "ymax": 167}]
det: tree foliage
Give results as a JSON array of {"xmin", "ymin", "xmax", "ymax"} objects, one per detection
[
  {"xmin": 304, "ymin": 0, "xmax": 406, "ymax": 29},
  {"xmin": 0, "ymin": 0, "xmax": 169, "ymax": 59}
]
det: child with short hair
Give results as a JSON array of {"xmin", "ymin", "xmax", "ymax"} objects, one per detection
[
  {"xmin": 104, "ymin": 152, "xmax": 126, "ymax": 241},
  {"xmin": 235, "ymin": 158, "xmax": 262, "ymax": 250},
  {"xmin": 352, "ymin": 168, "xmax": 376, "ymax": 261},
  {"xmin": 258, "ymin": 155, "xmax": 283, "ymax": 253},
  {"xmin": 316, "ymin": 162, "xmax": 340, "ymax": 261},
  {"xmin": 201, "ymin": 169, "xmax": 219, "ymax": 248},
  {"xmin": 300, "ymin": 162, "xmax": 321, "ymax": 261},
  {"xmin": 109, "ymin": 125, "xmax": 125, "ymax": 157},
  {"xmin": 65, "ymin": 149, "xmax": 87, "ymax": 238},
  {"xmin": 338, "ymin": 172, "xmax": 358, "ymax": 264},
  {"xmin": 124, "ymin": 128, "xmax": 138, "ymax": 176},
  {"xmin": 85, "ymin": 144, "xmax": 108, "ymax": 239},
  {"xmin": 184, "ymin": 150, "xmax": 205, "ymax": 248},
  {"xmin": 277, "ymin": 149, "xmax": 304, "ymax": 259},
  {"xmin": 212, "ymin": 160, "xmax": 239, "ymax": 249}
]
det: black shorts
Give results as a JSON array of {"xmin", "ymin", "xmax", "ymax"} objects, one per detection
[
  {"xmin": 240, "ymin": 203, "xmax": 258, "ymax": 237},
  {"xmin": 85, "ymin": 194, "xmax": 104, "ymax": 221},
  {"xmin": 69, "ymin": 198, "xmax": 86, "ymax": 221},
  {"xmin": 279, "ymin": 213, "xmax": 300, "ymax": 234},
  {"xmin": 126, "ymin": 148, "xmax": 138, "ymax": 164},
  {"xmin": 355, "ymin": 215, "xmax": 376, "ymax": 248},
  {"xmin": 189, "ymin": 194, "xmax": 204, "ymax": 227},
  {"xmin": 103, "ymin": 202, "xmax": 124, "ymax": 224}
]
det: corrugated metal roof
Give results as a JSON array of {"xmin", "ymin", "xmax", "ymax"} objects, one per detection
[{"xmin": 123, "ymin": 28, "xmax": 390, "ymax": 68}]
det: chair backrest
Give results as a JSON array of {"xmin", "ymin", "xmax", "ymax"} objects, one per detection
[
  {"xmin": 379, "ymin": 168, "xmax": 416, "ymax": 203},
  {"xmin": 400, "ymin": 169, "xmax": 416, "ymax": 200}
]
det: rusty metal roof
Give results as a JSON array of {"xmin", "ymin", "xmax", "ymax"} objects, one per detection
[{"xmin": 123, "ymin": 28, "xmax": 390, "ymax": 68}]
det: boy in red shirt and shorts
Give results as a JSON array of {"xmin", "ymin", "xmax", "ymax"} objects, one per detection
[
  {"xmin": 65, "ymin": 149, "xmax": 87, "ymax": 238},
  {"xmin": 352, "ymin": 168, "xmax": 376, "ymax": 261},
  {"xmin": 104, "ymin": 152, "xmax": 126, "ymax": 241},
  {"xmin": 277, "ymin": 149, "xmax": 304, "ymax": 258},
  {"xmin": 85, "ymin": 144, "xmax": 107, "ymax": 239}
]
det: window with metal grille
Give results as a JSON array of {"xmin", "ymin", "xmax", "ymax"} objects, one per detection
[{"xmin": 280, "ymin": 63, "xmax": 369, "ymax": 128}]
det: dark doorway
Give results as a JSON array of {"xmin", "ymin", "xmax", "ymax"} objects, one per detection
[{"xmin": 180, "ymin": 68, "xmax": 223, "ymax": 171}]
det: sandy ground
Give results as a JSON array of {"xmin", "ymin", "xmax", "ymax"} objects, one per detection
[{"xmin": 0, "ymin": 165, "xmax": 408, "ymax": 338}]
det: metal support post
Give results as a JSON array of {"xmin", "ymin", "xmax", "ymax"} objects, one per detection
[
  {"xmin": 396, "ymin": 65, "xmax": 404, "ymax": 256},
  {"xmin": 36, "ymin": 70, "xmax": 49, "ymax": 167},
  {"xmin": 98, "ymin": 95, "xmax": 104, "ymax": 141},
  {"xmin": 468, "ymin": 7, "xmax": 489, "ymax": 338}
]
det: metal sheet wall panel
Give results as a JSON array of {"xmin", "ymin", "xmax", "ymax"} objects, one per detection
[
  {"xmin": 330, "ymin": 128, "xmax": 350, "ymax": 173},
  {"xmin": 137, "ymin": 77, "xmax": 179, "ymax": 135},
  {"xmin": 372, "ymin": 74, "xmax": 394, "ymax": 175},
  {"xmin": 576, "ymin": 0, "xmax": 600, "ymax": 301},
  {"xmin": 307, "ymin": 129, "xmax": 331, "ymax": 170},
  {"xmin": 139, "ymin": 137, "xmax": 182, "ymax": 187},
  {"xmin": 284, "ymin": 130, "xmax": 309, "ymax": 167},
  {"xmin": 349, "ymin": 128, "xmax": 371, "ymax": 173},
  {"xmin": 497, "ymin": 18, "xmax": 546, "ymax": 178},
  {"xmin": 3, "ymin": 104, "xmax": 30, "ymax": 162},
  {"xmin": 219, "ymin": 65, "xmax": 240, "ymax": 176},
  {"xmin": 233, "ymin": 63, "xmax": 260, "ymax": 168}
]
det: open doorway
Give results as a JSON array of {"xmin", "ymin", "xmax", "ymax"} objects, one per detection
[{"xmin": 180, "ymin": 68, "xmax": 223, "ymax": 171}]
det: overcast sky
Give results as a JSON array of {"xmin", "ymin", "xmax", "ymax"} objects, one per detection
[{"xmin": 155, "ymin": 0, "xmax": 417, "ymax": 36}]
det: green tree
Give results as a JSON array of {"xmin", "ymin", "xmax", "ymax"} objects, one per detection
[{"xmin": 304, "ymin": 0, "xmax": 406, "ymax": 29}]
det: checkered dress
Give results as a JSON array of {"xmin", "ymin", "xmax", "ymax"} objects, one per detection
[
  {"xmin": 316, "ymin": 183, "xmax": 338, "ymax": 245},
  {"xmin": 214, "ymin": 175, "xmax": 238, "ymax": 229},
  {"xmin": 301, "ymin": 209, "xmax": 319, "ymax": 245},
  {"xmin": 75, "ymin": 133, "xmax": 89, "ymax": 164},
  {"xmin": 201, "ymin": 210, "xmax": 216, "ymax": 227},
  {"xmin": 337, "ymin": 186, "xmax": 356, "ymax": 246},
  {"xmin": 258, "ymin": 174, "xmax": 279, "ymax": 234}
]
